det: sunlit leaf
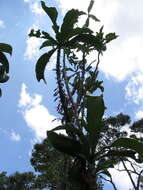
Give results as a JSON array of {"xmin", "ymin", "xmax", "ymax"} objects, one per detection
[
  {"xmin": 35, "ymin": 48, "xmax": 56, "ymax": 82},
  {"xmin": 0, "ymin": 43, "xmax": 12, "ymax": 55}
]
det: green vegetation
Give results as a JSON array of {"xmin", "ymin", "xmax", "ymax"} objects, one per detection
[
  {"xmin": 1, "ymin": 1, "xmax": 143, "ymax": 190},
  {"xmin": 0, "ymin": 43, "xmax": 12, "ymax": 96}
]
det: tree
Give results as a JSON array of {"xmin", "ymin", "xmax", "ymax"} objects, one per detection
[
  {"xmin": 28, "ymin": 1, "xmax": 143, "ymax": 190},
  {"xmin": 0, "ymin": 43, "xmax": 12, "ymax": 96},
  {"xmin": 0, "ymin": 171, "xmax": 40, "ymax": 190},
  {"xmin": 31, "ymin": 137, "xmax": 72, "ymax": 189},
  {"xmin": 31, "ymin": 112, "xmax": 142, "ymax": 190}
]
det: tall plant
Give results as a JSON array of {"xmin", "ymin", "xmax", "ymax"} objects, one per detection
[{"xmin": 29, "ymin": 1, "xmax": 143, "ymax": 189}]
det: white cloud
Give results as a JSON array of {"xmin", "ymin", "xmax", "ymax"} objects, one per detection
[
  {"xmin": 125, "ymin": 72, "xmax": 143, "ymax": 104},
  {"xmin": 23, "ymin": 0, "xmax": 30, "ymax": 2},
  {"xmin": 0, "ymin": 19, "xmax": 5, "ymax": 28},
  {"xmin": 136, "ymin": 110, "xmax": 143, "ymax": 120},
  {"xmin": 55, "ymin": 0, "xmax": 143, "ymax": 81},
  {"xmin": 18, "ymin": 83, "xmax": 61, "ymax": 140},
  {"xmin": 100, "ymin": 36, "xmax": 143, "ymax": 81},
  {"xmin": 30, "ymin": 2, "xmax": 44, "ymax": 15},
  {"xmin": 19, "ymin": 83, "xmax": 33, "ymax": 107},
  {"xmin": 109, "ymin": 167, "xmax": 135, "ymax": 190},
  {"xmin": 10, "ymin": 131, "xmax": 21, "ymax": 142},
  {"xmin": 24, "ymin": 37, "xmax": 42, "ymax": 60}
]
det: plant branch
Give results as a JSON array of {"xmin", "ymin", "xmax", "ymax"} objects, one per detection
[
  {"xmin": 100, "ymin": 175, "xmax": 118, "ymax": 190},
  {"xmin": 121, "ymin": 159, "xmax": 137, "ymax": 190}
]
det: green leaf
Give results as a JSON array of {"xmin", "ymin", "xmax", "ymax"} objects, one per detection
[
  {"xmin": 64, "ymin": 27, "xmax": 93, "ymax": 43},
  {"xmin": 51, "ymin": 124, "xmax": 90, "ymax": 158},
  {"xmin": 61, "ymin": 9, "xmax": 86, "ymax": 41},
  {"xmin": 111, "ymin": 138, "xmax": 143, "ymax": 162},
  {"xmin": 41, "ymin": 1, "xmax": 59, "ymax": 34},
  {"xmin": 0, "ymin": 43, "xmax": 12, "ymax": 55},
  {"xmin": 47, "ymin": 131, "xmax": 82, "ymax": 156},
  {"xmin": 86, "ymin": 95, "xmax": 105, "ymax": 127},
  {"xmin": 89, "ymin": 14, "xmax": 100, "ymax": 22},
  {"xmin": 105, "ymin": 33, "xmax": 119, "ymax": 43},
  {"xmin": 106, "ymin": 149, "xmax": 138, "ymax": 162},
  {"xmin": 101, "ymin": 170, "xmax": 111, "ymax": 178},
  {"xmin": 35, "ymin": 48, "xmax": 56, "ymax": 83},
  {"xmin": 86, "ymin": 95, "xmax": 106, "ymax": 148},
  {"xmin": 67, "ymin": 33, "xmax": 106, "ymax": 52},
  {"xmin": 40, "ymin": 40, "xmax": 57, "ymax": 49},
  {"xmin": 0, "ymin": 88, "xmax": 2, "ymax": 97},
  {"xmin": 87, "ymin": 0, "xmax": 94, "ymax": 13},
  {"xmin": 41, "ymin": 1, "xmax": 58, "ymax": 24},
  {"xmin": 0, "ymin": 52, "xmax": 9, "ymax": 73},
  {"xmin": 96, "ymin": 159, "xmax": 116, "ymax": 173}
]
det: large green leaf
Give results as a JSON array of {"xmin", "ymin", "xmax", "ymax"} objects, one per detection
[
  {"xmin": 86, "ymin": 95, "xmax": 105, "ymax": 130},
  {"xmin": 51, "ymin": 124, "xmax": 90, "ymax": 158},
  {"xmin": 106, "ymin": 149, "xmax": 138, "ymax": 162},
  {"xmin": 0, "ymin": 43, "xmax": 12, "ymax": 55},
  {"xmin": 86, "ymin": 95, "xmax": 106, "ymax": 149},
  {"xmin": 47, "ymin": 131, "xmax": 82, "ymax": 156},
  {"xmin": 111, "ymin": 138, "xmax": 143, "ymax": 162},
  {"xmin": 35, "ymin": 48, "xmax": 56, "ymax": 82},
  {"xmin": 41, "ymin": 1, "xmax": 59, "ymax": 34},
  {"xmin": 0, "ymin": 52, "xmax": 9, "ymax": 73},
  {"xmin": 41, "ymin": 1, "xmax": 58, "ymax": 24},
  {"xmin": 60, "ymin": 9, "xmax": 86, "ymax": 41}
]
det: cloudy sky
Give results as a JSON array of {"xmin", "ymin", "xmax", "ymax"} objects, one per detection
[{"xmin": 0, "ymin": 0, "xmax": 143, "ymax": 189}]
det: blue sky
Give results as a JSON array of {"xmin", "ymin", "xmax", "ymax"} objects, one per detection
[{"xmin": 0, "ymin": 0, "xmax": 143, "ymax": 189}]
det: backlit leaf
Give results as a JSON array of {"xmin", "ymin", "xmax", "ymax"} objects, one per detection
[
  {"xmin": 47, "ymin": 131, "xmax": 82, "ymax": 156},
  {"xmin": 41, "ymin": 1, "xmax": 58, "ymax": 24},
  {"xmin": 86, "ymin": 95, "xmax": 106, "ymax": 148},
  {"xmin": 35, "ymin": 48, "xmax": 56, "ymax": 82},
  {"xmin": 89, "ymin": 14, "xmax": 100, "ymax": 22},
  {"xmin": 87, "ymin": 0, "xmax": 94, "ymax": 13},
  {"xmin": 111, "ymin": 138, "xmax": 143, "ymax": 162},
  {"xmin": 40, "ymin": 40, "xmax": 57, "ymax": 49},
  {"xmin": 61, "ymin": 9, "xmax": 86, "ymax": 41},
  {"xmin": 0, "ymin": 52, "xmax": 9, "ymax": 73},
  {"xmin": 0, "ymin": 43, "xmax": 12, "ymax": 55},
  {"xmin": 51, "ymin": 124, "xmax": 90, "ymax": 157}
]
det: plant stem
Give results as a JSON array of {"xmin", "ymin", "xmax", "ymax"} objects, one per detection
[{"xmin": 121, "ymin": 159, "xmax": 137, "ymax": 190}]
